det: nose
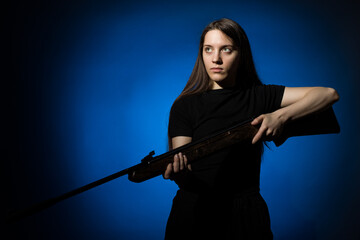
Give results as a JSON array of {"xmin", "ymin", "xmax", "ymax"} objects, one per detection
[{"xmin": 212, "ymin": 50, "xmax": 222, "ymax": 64}]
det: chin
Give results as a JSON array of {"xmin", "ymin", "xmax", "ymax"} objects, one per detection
[{"xmin": 210, "ymin": 75, "xmax": 227, "ymax": 82}]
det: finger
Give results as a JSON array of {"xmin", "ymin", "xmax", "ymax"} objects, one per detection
[
  {"xmin": 251, "ymin": 115, "xmax": 264, "ymax": 125},
  {"xmin": 179, "ymin": 152, "xmax": 184, "ymax": 170},
  {"xmin": 163, "ymin": 163, "xmax": 173, "ymax": 179},
  {"xmin": 252, "ymin": 126, "xmax": 266, "ymax": 144},
  {"xmin": 183, "ymin": 155, "xmax": 192, "ymax": 171},
  {"xmin": 252, "ymin": 132, "xmax": 261, "ymax": 144},
  {"xmin": 266, "ymin": 128, "xmax": 273, "ymax": 136},
  {"xmin": 173, "ymin": 154, "xmax": 180, "ymax": 173}
]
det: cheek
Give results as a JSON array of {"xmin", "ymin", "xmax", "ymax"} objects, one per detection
[
  {"xmin": 202, "ymin": 55, "xmax": 212, "ymax": 69},
  {"xmin": 227, "ymin": 56, "xmax": 240, "ymax": 70}
]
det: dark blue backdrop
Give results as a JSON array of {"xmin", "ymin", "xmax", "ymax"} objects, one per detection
[{"xmin": 4, "ymin": 0, "xmax": 360, "ymax": 239}]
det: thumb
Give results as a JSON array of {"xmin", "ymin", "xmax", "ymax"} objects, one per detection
[{"xmin": 251, "ymin": 115, "xmax": 263, "ymax": 125}]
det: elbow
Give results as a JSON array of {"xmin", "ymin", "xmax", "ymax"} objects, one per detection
[{"xmin": 327, "ymin": 87, "xmax": 340, "ymax": 104}]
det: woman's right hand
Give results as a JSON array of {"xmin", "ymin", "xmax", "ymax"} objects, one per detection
[
  {"xmin": 163, "ymin": 152, "xmax": 192, "ymax": 179},
  {"xmin": 163, "ymin": 136, "xmax": 192, "ymax": 180}
]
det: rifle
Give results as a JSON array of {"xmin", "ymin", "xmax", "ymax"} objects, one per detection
[
  {"xmin": 129, "ymin": 106, "xmax": 340, "ymax": 182},
  {"xmin": 6, "ymin": 107, "xmax": 340, "ymax": 222}
]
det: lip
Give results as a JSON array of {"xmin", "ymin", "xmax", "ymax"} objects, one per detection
[{"xmin": 210, "ymin": 67, "xmax": 223, "ymax": 73}]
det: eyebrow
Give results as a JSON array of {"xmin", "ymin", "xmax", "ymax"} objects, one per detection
[{"xmin": 203, "ymin": 44, "xmax": 235, "ymax": 48}]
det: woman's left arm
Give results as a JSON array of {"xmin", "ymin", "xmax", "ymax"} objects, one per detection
[{"xmin": 251, "ymin": 87, "xmax": 340, "ymax": 144}]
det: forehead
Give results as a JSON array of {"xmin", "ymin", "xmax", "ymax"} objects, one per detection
[{"xmin": 203, "ymin": 29, "xmax": 233, "ymax": 46}]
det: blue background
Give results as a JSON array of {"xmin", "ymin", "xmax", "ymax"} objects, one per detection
[{"xmin": 4, "ymin": 0, "xmax": 360, "ymax": 239}]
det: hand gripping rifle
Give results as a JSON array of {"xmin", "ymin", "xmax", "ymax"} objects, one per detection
[{"xmin": 7, "ymin": 107, "xmax": 340, "ymax": 223}]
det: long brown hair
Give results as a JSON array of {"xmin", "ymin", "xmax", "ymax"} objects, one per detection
[
  {"xmin": 169, "ymin": 19, "xmax": 264, "ymax": 150},
  {"xmin": 176, "ymin": 18, "xmax": 263, "ymax": 101}
]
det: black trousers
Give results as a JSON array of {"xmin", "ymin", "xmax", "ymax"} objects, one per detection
[{"xmin": 165, "ymin": 189, "xmax": 273, "ymax": 240}]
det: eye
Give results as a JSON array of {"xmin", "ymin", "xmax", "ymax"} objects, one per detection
[
  {"xmin": 204, "ymin": 47, "xmax": 212, "ymax": 53},
  {"xmin": 222, "ymin": 47, "xmax": 232, "ymax": 53}
]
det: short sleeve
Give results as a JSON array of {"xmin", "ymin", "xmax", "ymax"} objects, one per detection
[
  {"xmin": 254, "ymin": 85, "xmax": 285, "ymax": 113},
  {"xmin": 168, "ymin": 98, "xmax": 193, "ymax": 138}
]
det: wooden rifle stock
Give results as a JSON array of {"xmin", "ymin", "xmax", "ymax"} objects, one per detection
[{"xmin": 272, "ymin": 107, "xmax": 340, "ymax": 146}]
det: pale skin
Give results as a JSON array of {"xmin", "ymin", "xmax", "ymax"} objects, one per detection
[{"xmin": 163, "ymin": 29, "xmax": 339, "ymax": 179}]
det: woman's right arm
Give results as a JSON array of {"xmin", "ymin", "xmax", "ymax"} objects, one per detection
[{"xmin": 163, "ymin": 136, "xmax": 192, "ymax": 180}]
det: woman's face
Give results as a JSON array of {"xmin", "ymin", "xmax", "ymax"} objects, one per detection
[{"xmin": 202, "ymin": 29, "xmax": 240, "ymax": 89}]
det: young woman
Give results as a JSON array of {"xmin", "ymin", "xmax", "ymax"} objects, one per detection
[{"xmin": 163, "ymin": 18, "xmax": 339, "ymax": 239}]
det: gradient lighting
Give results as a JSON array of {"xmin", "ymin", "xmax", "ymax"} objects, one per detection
[{"xmin": 11, "ymin": 1, "xmax": 357, "ymax": 240}]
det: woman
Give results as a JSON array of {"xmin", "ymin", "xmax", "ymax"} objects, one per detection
[{"xmin": 163, "ymin": 18, "xmax": 339, "ymax": 239}]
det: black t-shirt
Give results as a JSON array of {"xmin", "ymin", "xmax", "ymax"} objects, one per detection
[{"xmin": 168, "ymin": 85, "xmax": 285, "ymax": 193}]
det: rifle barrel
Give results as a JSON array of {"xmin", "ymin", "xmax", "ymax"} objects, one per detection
[{"xmin": 7, "ymin": 164, "xmax": 141, "ymax": 223}]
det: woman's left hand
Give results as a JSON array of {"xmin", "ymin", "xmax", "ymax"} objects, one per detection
[
  {"xmin": 251, "ymin": 112, "xmax": 286, "ymax": 144},
  {"xmin": 251, "ymin": 87, "xmax": 339, "ymax": 144}
]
